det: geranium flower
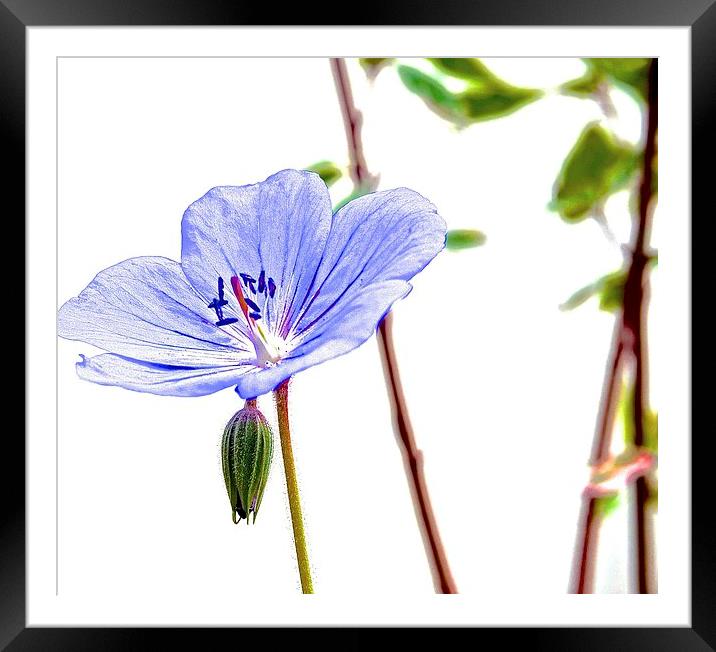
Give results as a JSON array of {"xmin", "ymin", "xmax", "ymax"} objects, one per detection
[{"xmin": 58, "ymin": 170, "xmax": 446, "ymax": 398}]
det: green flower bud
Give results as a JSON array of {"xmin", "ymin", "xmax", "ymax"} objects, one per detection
[{"xmin": 222, "ymin": 402, "xmax": 274, "ymax": 524}]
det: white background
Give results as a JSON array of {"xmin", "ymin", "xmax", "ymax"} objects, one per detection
[{"xmin": 27, "ymin": 28, "xmax": 690, "ymax": 626}]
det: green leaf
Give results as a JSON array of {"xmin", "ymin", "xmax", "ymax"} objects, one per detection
[
  {"xmin": 560, "ymin": 269, "xmax": 626, "ymax": 313},
  {"xmin": 306, "ymin": 160, "xmax": 343, "ymax": 188},
  {"xmin": 428, "ymin": 58, "xmax": 498, "ymax": 87},
  {"xmin": 597, "ymin": 271, "xmax": 626, "ymax": 313},
  {"xmin": 458, "ymin": 85, "xmax": 542, "ymax": 122},
  {"xmin": 594, "ymin": 493, "xmax": 620, "ymax": 519},
  {"xmin": 550, "ymin": 123, "xmax": 639, "ymax": 222},
  {"xmin": 359, "ymin": 58, "xmax": 395, "ymax": 79},
  {"xmin": 446, "ymin": 229, "xmax": 486, "ymax": 251},
  {"xmin": 430, "ymin": 58, "xmax": 542, "ymax": 121},
  {"xmin": 332, "ymin": 187, "xmax": 368, "ymax": 212},
  {"xmin": 646, "ymin": 476, "xmax": 658, "ymax": 510},
  {"xmin": 586, "ymin": 58, "xmax": 651, "ymax": 103},
  {"xmin": 619, "ymin": 382, "xmax": 658, "ymax": 453},
  {"xmin": 560, "ymin": 284, "xmax": 599, "ymax": 312},
  {"xmin": 589, "ymin": 58, "xmax": 651, "ymax": 75},
  {"xmin": 396, "ymin": 65, "xmax": 464, "ymax": 124},
  {"xmin": 620, "ymin": 382, "xmax": 636, "ymax": 446},
  {"xmin": 398, "ymin": 61, "xmax": 541, "ymax": 126},
  {"xmin": 560, "ymin": 66, "xmax": 605, "ymax": 99},
  {"xmin": 560, "ymin": 59, "xmax": 650, "ymax": 105},
  {"xmin": 644, "ymin": 410, "xmax": 658, "ymax": 454}
]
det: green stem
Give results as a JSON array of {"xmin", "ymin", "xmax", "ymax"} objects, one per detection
[{"xmin": 274, "ymin": 379, "xmax": 314, "ymax": 593}]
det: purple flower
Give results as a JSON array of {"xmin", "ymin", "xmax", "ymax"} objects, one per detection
[{"xmin": 58, "ymin": 170, "xmax": 446, "ymax": 398}]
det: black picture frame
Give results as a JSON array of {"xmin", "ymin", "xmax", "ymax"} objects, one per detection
[{"xmin": 6, "ymin": 1, "xmax": 710, "ymax": 649}]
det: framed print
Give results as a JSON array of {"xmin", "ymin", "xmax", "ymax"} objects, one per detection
[{"xmin": 7, "ymin": 0, "xmax": 711, "ymax": 648}]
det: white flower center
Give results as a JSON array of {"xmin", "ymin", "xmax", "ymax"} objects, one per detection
[{"xmin": 250, "ymin": 322, "xmax": 289, "ymax": 368}]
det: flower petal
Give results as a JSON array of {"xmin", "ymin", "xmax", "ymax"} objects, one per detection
[
  {"xmin": 234, "ymin": 280, "xmax": 410, "ymax": 398},
  {"xmin": 289, "ymin": 188, "xmax": 446, "ymax": 341},
  {"xmin": 58, "ymin": 256, "xmax": 252, "ymax": 367},
  {"xmin": 181, "ymin": 169, "xmax": 332, "ymax": 335},
  {"xmin": 76, "ymin": 354, "xmax": 253, "ymax": 397}
]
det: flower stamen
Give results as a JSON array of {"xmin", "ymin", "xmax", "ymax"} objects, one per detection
[{"xmin": 208, "ymin": 277, "xmax": 239, "ymax": 327}]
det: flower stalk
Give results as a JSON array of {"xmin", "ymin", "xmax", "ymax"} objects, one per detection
[
  {"xmin": 330, "ymin": 57, "xmax": 458, "ymax": 593},
  {"xmin": 274, "ymin": 380, "xmax": 314, "ymax": 594}
]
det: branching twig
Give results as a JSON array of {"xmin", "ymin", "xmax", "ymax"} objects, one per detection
[
  {"xmin": 329, "ymin": 57, "xmax": 458, "ymax": 593},
  {"xmin": 570, "ymin": 59, "xmax": 657, "ymax": 594},
  {"xmin": 330, "ymin": 58, "xmax": 378, "ymax": 192}
]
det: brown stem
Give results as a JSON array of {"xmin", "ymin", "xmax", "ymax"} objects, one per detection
[
  {"xmin": 329, "ymin": 57, "xmax": 457, "ymax": 593},
  {"xmin": 378, "ymin": 315, "xmax": 458, "ymax": 593},
  {"xmin": 570, "ymin": 325, "xmax": 624, "ymax": 593},
  {"xmin": 623, "ymin": 58, "xmax": 657, "ymax": 594},
  {"xmin": 329, "ymin": 58, "xmax": 378, "ymax": 192},
  {"xmin": 570, "ymin": 59, "xmax": 657, "ymax": 594},
  {"xmin": 590, "ymin": 325, "xmax": 626, "ymax": 465},
  {"xmin": 571, "ymin": 497, "xmax": 598, "ymax": 594}
]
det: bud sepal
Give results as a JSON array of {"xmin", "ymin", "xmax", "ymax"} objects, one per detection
[{"xmin": 222, "ymin": 400, "xmax": 274, "ymax": 524}]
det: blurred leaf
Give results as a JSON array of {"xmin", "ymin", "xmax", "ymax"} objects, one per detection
[
  {"xmin": 360, "ymin": 57, "xmax": 392, "ymax": 67},
  {"xmin": 586, "ymin": 58, "xmax": 651, "ymax": 103},
  {"xmin": 646, "ymin": 475, "xmax": 658, "ymax": 511},
  {"xmin": 561, "ymin": 59, "xmax": 650, "ymax": 105},
  {"xmin": 589, "ymin": 57, "xmax": 651, "ymax": 75},
  {"xmin": 560, "ymin": 284, "xmax": 598, "ymax": 311},
  {"xmin": 597, "ymin": 271, "xmax": 626, "ymax": 312},
  {"xmin": 333, "ymin": 187, "xmax": 368, "ymax": 212},
  {"xmin": 644, "ymin": 410, "xmax": 658, "ymax": 454},
  {"xmin": 594, "ymin": 493, "xmax": 620, "ymax": 519},
  {"xmin": 458, "ymin": 85, "xmax": 542, "ymax": 122},
  {"xmin": 560, "ymin": 66, "xmax": 605, "ymax": 99},
  {"xmin": 428, "ymin": 58, "xmax": 498, "ymax": 87},
  {"xmin": 550, "ymin": 123, "xmax": 639, "ymax": 222},
  {"xmin": 620, "ymin": 382, "xmax": 658, "ymax": 454},
  {"xmin": 435, "ymin": 58, "xmax": 543, "ymax": 122},
  {"xmin": 560, "ymin": 269, "xmax": 626, "ymax": 312},
  {"xmin": 446, "ymin": 229, "xmax": 486, "ymax": 251},
  {"xmin": 396, "ymin": 65, "xmax": 464, "ymax": 124},
  {"xmin": 359, "ymin": 58, "xmax": 395, "ymax": 79},
  {"xmin": 398, "ymin": 61, "xmax": 541, "ymax": 126},
  {"xmin": 621, "ymin": 382, "xmax": 635, "ymax": 446},
  {"xmin": 306, "ymin": 160, "xmax": 343, "ymax": 188}
]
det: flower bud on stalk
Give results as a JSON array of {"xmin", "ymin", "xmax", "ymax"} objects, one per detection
[{"xmin": 222, "ymin": 400, "xmax": 274, "ymax": 524}]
